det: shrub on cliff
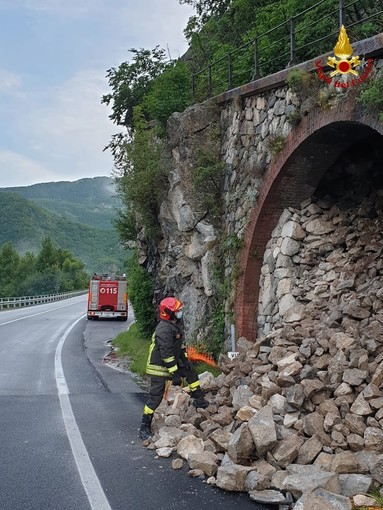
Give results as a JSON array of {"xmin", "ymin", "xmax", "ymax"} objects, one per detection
[{"xmin": 126, "ymin": 252, "xmax": 156, "ymax": 337}]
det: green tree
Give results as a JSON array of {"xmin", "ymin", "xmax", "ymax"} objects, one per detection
[
  {"xmin": 20, "ymin": 270, "xmax": 62, "ymax": 296},
  {"xmin": 36, "ymin": 237, "xmax": 58, "ymax": 272},
  {"xmin": 61, "ymin": 256, "xmax": 88, "ymax": 291},
  {"xmin": 179, "ymin": 0, "xmax": 231, "ymax": 24},
  {"xmin": 143, "ymin": 60, "xmax": 192, "ymax": 134},
  {"xmin": 102, "ymin": 46, "xmax": 169, "ymax": 133},
  {"xmin": 102, "ymin": 46, "xmax": 172, "ymax": 173},
  {"xmin": 116, "ymin": 107, "xmax": 167, "ymax": 238},
  {"xmin": 16, "ymin": 252, "xmax": 37, "ymax": 295},
  {"xmin": 0, "ymin": 243, "xmax": 20, "ymax": 297},
  {"xmin": 0, "ymin": 239, "xmax": 88, "ymax": 297}
]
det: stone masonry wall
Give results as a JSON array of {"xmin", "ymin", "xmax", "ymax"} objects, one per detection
[{"xmin": 219, "ymin": 88, "xmax": 294, "ymax": 332}]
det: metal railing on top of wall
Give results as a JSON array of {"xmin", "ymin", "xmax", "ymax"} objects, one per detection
[
  {"xmin": 191, "ymin": 0, "xmax": 383, "ymax": 99},
  {"xmin": 0, "ymin": 290, "xmax": 88, "ymax": 310}
]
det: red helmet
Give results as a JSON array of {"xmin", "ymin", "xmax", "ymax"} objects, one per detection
[{"xmin": 159, "ymin": 297, "xmax": 183, "ymax": 320}]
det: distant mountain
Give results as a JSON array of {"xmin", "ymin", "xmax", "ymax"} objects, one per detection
[
  {"xmin": 0, "ymin": 177, "xmax": 120, "ymax": 229},
  {"xmin": 0, "ymin": 178, "xmax": 127, "ymax": 274}
]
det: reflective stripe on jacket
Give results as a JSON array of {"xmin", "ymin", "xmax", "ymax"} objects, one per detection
[{"xmin": 145, "ymin": 319, "xmax": 185, "ymax": 378}]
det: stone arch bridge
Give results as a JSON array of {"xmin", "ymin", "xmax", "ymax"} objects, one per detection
[
  {"xmin": 157, "ymin": 34, "xmax": 383, "ymax": 346},
  {"xmin": 215, "ymin": 35, "xmax": 383, "ymax": 343}
]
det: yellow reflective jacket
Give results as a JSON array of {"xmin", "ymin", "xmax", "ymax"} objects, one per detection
[{"xmin": 146, "ymin": 319, "xmax": 187, "ymax": 377}]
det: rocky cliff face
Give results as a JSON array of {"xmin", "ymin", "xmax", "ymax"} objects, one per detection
[{"xmin": 141, "ymin": 100, "xmax": 223, "ymax": 341}]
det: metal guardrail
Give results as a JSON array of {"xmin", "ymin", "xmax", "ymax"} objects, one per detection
[
  {"xmin": 192, "ymin": 0, "xmax": 383, "ymax": 99},
  {"xmin": 0, "ymin": 290, "xmax": 88, "ymax": 310}
]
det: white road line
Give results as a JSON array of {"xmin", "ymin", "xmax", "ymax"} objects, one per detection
[
  {"xmin": 55, "ymin": 316, "xmax": 113, "ymax": 510},
  {"xmin": 0, "ymin": 299, "xmax": 85, "ymax": 326}
]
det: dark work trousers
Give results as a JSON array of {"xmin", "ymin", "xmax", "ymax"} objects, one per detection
[{"xmin": 145, "ymin": 365, "xmax": 199, "ymax": 412}]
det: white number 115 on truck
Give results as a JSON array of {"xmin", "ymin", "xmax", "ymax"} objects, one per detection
[{"xmin": 87, "ymin": 275, "xmax": 128, "ymax": 321}]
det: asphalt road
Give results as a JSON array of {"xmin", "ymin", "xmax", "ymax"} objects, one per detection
[{"xmin": 0, "ymin": 296, "xmax": 275, "ymax": 510}]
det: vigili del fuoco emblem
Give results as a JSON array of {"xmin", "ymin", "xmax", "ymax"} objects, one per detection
[{"xmin": 315, "ymin": 25, "xmax": 373, "ymax": 88}]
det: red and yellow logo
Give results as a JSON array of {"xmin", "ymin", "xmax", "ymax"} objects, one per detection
[{"xmin": 316, "ymin": 25, "xmax": 373, "ymax": 88}]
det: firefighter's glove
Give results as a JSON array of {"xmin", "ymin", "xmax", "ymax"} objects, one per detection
[{"xmin": 172, "ymin": 372, "xmax": 182, "ymax": 387}]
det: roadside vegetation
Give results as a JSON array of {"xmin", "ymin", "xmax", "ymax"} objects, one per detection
[
  {"xmin": 113, "ymin": 323, "xmax": 150, "ymax": 375},
  {"xmin": 0, "ymin": 237, "xmax": 89, "ymax": 297}
]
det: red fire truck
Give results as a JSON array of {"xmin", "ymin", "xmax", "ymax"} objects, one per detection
[{"xmin": 87, "ymin": 275, "xmax": 128, "ymax": 321}]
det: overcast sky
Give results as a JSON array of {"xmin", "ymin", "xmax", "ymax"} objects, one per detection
[{"xmin": 0, "ymin": 0, "xmax": 194, "ymax": 188}]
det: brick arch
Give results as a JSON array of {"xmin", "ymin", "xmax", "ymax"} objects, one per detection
[{"xmin": 235, "ymin": 99, "xmax": 383, "ymax": 342}]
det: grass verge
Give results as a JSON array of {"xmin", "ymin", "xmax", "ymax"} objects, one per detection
[
  {"xmin": 113, "ymin": 323, "xmax": 150, "ymax": 375},
  {"xmin": 113, "ymin": 322, "xmax": 221, "ymax": 377}
]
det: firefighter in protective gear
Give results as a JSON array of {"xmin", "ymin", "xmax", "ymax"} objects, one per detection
[{"xmin": 139, "ymin": 297, "xmax": 210, "ymax": 440}]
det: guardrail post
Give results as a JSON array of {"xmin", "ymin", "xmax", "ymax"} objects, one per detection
[
  {"xmin": 228, "ymin": 53, "xmax": 233, "ymax": 90},
  {"xmin": 253, "ymin": 37, "xmax": 260, "ymax": 80},
  {"xmin": 288, "ymin": 16, "xmax": 296, "ymax": 66},
  {"xmin": 339, "ymin": 0, "xmax": 345, "ymax": 27}
]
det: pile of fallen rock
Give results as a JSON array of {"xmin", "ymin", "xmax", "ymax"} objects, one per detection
[
  {"xmin": 142, "ymin": 197, "xmax": 383, "ymax": 508},
  {"xmin": 258, "ymin": 191, "xmax": 383, "ymax": 340},
  {"xmin": 143, "ymin": 334, "xmax": 382, "ymax": 509}
]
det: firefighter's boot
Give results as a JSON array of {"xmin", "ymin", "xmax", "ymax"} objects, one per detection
[
  {"xmin": 192, "ymin": 388, "xmax": 210, "ymax": 409},
  {"xmin": 139, "ymin": 413, "xmax": 153, "ymax": 440}
]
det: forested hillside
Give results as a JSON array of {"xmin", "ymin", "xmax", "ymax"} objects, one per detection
[
  {"xmin": 0, "ymin": 192, "xmax": 125, "ymax": 274},
  {"xmin": 0, "ymin": 176, "xmax": 120, "ymax": 229}
]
